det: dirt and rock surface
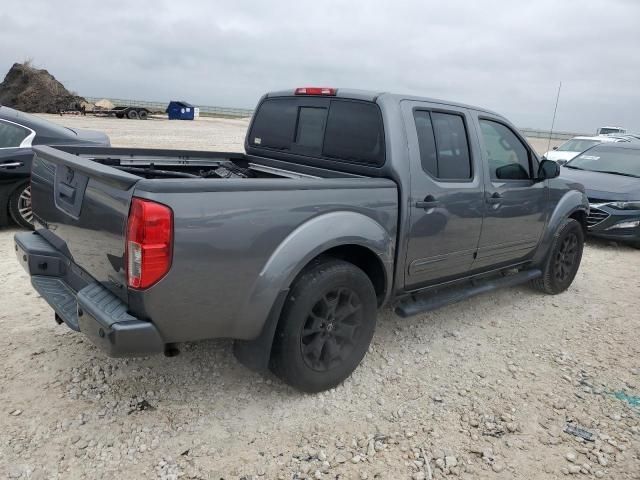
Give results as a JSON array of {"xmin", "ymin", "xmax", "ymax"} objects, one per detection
[
  {"xmin": 0, "ymin": 63, "xmax": 86, "ymax": 114},
  {"xmin": 0, "ymin": 116, "xmax": 638, "ymax": 479}
]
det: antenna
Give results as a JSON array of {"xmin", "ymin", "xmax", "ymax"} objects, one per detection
[{"xmin": 547, "ymin": 81, "xmax": 562, "ymax": 153}]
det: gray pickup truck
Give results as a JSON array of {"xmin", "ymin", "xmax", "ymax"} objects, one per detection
[{"xmin": 15, "ymin": 87, "xmax": 589, "ymax": 392}]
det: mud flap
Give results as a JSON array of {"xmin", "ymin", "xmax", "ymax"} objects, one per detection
[{"xmin": 233, "ymin": 289, "xmax": 288, "ymax": 372}]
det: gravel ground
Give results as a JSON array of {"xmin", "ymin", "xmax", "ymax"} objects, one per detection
[{"xmin": 0, "ymin": 116, "xmax": 638, "ymax": 480}]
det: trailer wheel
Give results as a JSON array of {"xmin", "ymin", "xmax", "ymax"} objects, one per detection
[
  {"xmin": 115, "ymin": 112, "xmax": 124, "ymax": 119},
  {"xmin": 127, "ymin": 110, "xmax": 139, "ymax": 120},
  {"xmin": 138, "ymin": 110, "xmax": 148, "ymax": 120}
]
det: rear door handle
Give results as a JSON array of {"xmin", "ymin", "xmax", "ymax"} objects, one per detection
[
  {"xmin": 487, "ymin": 192, "xmax": 502, "ymax": 204},
  {"xmin": 415, "ymin": 195, "xmax": 440, "ymax": 209}
]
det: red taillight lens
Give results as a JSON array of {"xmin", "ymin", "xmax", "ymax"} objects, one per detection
[
  {"xmin": 126, "ymin": 198, "xmax": 173, "ymax": 289},
  {"xmin": 295, "ymin": 87, "xmax": 337, "ymax": 96}
]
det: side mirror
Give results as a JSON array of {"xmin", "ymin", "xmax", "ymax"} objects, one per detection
[
  {"xmin": 538, "ymin": 159, "xmax": 560, "ymax": 180},
  {"xmin": 552, "ymin": 146, "xmax": 558, "ymax": 150}
]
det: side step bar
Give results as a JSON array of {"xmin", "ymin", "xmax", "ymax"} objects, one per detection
[{"xmin": 394, "ymin": 269, "xmax": 542, "ymax": 318}]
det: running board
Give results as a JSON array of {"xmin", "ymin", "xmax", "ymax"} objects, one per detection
[{"xmin": 394, "ymin": 269, "xmax": 542, "ymax": 318}]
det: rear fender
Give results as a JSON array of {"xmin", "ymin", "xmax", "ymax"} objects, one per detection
[{"xmin": 233, "ymin": 211, "xmax": 394, "ymax": 371}]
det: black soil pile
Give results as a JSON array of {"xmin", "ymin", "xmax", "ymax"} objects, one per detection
[{"xmin": 0, "ymin": 62, "xmax": 86, "ymax": 113}]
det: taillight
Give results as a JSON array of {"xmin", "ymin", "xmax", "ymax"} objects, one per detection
[
  {"xmin": 294, "ymin": 87, "xmax": 337, "ymax": 96},
  {"xmin": 126, "ymin": 197, "xmax": 173, "ymax": 289}
]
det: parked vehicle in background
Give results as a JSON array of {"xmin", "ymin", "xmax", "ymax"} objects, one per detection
[
  {"xmin": 562, "ymin": 142, "xmax": 640, "ymax": 248},
  {"xmin": 15, "ymin": 87, "xmax": 588, "ymax": 392},
  {"xmin": 0, "ymin": 106, "xmax": 110, "ymax": 228},
  {"xmin": 543, "ymin": 135, "xmax": 630, "ymax": 163},
  {"xmin": 597, "ymin": 126, "xmax": 627, "ymax": 135}
]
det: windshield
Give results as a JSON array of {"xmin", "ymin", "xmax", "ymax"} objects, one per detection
[
  {"xmin": 566, "ymin": 145, "xmax": 640, "ymax": 177},
  {"xmin": 556, "ymin": 139, "xmax": 600, "ymax": 152}
]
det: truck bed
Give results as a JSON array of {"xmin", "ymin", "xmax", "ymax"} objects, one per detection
[
  {"xmin": 28, "ymin": 145, "xmax": 398, "ymax": 347},
  {"xmin": 52, "ymin": 145, "xmax": 364, "ymax": 181}
]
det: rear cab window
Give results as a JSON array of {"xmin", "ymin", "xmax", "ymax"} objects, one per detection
[{"xmin": 248, "ymin": 96, "xmax": 385, "ymax": 168}]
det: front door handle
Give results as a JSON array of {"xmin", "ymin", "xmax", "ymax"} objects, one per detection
[
  {"xmin": 415, "ymin": 195, "xmax": 440, "ymax": 209},
  {"xmin": 487, "ymin": 192, "xmax": 502, "ymax": 204}
]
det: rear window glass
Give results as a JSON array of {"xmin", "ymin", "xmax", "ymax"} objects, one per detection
[
  {"xmin": 249, "ymin": 97, "xmax": 385, "ymax": 166},
  {"xmin": 323, "ymin": 101, "xmax": 384, "ymax": 165},
  {"xmin": 295, "ymin": 107, "xmax": 326, "ymax": 149},
  {"xmin": 250, "ymin": 98, "xmax": 297, "ymax": 150}
]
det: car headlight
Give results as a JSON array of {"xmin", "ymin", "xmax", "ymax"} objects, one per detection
[{"xmin": 608, "ymin": 201, "xmax": 640, "ymax": 210}]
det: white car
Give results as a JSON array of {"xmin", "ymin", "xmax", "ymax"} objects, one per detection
[
  {"xmin": 543, "ymin": 135, "xmax": 629, "ymax": 163},
  {"xmin": 597, "ymin": 126, "xmax": 626, "ymax": 135}
]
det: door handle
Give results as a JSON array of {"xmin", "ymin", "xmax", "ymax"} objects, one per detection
[
  {"xmin": 0, "ymin": 162, "xmax": 23, "ymax": 168},
  {"xmin": 486, "ymin": 192, "xmax": 502, "ymax": 204},
  {"xmin": 415, "ymin": 195, "xmax": 440, "ymax": 209}
]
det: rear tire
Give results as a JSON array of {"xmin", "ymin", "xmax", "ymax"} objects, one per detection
[
  {"xmin": 138, "ymin": 110, "xmax": 148, "ymax": 120},
  {"xmin": 270, "ymin": 258, "xmax": 377, "ymax": 393},
  {"xmin": 127, "ymin": 109, "xmax": 139, "ymax": 119},
  {"xmin": 531, "ymin": 218, "xmax": 584, "ymax": 294},
  {"xmin": 9, "ymin": 182, "xmax": 34, "ymax": 229}
]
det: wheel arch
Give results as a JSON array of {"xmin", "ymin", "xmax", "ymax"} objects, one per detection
[
  {"xmin": 233, "ymin": 211, "xmax": 394, "ymax": 372},
  {"xmin": 532, "ymin": 189, "xmax": 588, "ymax": 266}
]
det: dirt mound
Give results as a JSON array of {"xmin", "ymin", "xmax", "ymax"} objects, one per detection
[{"xmin": 0, "ymin": 62, "xmax": 86, "ymax": 113}]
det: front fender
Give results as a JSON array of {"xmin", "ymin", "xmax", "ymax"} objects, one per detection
[
  {"xmin": 238, "ymin": 211, "xmax": 395, "ymax": 340},
  {"xmin": 532, "ymin": 188, "xmax": 588, "ymax": 266}
]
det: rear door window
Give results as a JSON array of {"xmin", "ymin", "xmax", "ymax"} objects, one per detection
[
  {"xmin": 249, "ymin": 97, "xmax": 385, "ymax": 166},
  {"xmin": 0, "ymin": 120, "xmax": 30, "ymax": 148},
  {"xmin": 413, "ymin": 110, "xmax": 472, "ymax": 180}
]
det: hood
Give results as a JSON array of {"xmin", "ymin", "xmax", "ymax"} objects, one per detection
[
  {"xmin": 71, "ymin": 128, "xmax": 111, "ymax": 146},
  {"xmin": 560, "ymin": 167, "xmax": 640, "ymax": 201},
  {"xmin": 543, "ymin": 150, "xmax": 579, "ymax": 162}
]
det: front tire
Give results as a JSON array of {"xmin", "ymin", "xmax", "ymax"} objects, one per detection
[
  {"xmin": 531, "ymin": 218, "xmax": 584, "ymax": 294},
  {"xmin": 9, "ymin": 182, "xmax": 34, "ymax": 229},
  {"xmin": 271, "ymin": 258, "xmax": 377, "ymax": 393}
]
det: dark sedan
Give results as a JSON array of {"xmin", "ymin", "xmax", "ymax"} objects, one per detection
[
  {"xmin": 561, "ymin": 142, "xmax": 640, "ymax": 248},
  {"xmin": 0, "ymin": 106, "xmax": 110, "ymax": 228}
]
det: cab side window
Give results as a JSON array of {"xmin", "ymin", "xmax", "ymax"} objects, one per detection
[
  {"xmin": 479, "ymin": 119, "xmax": 531, "ymax": 180},
  {"xmin": 0, "ymin": 120, "xmax": 30, "ymax": 148},
  {"xmin": 414, "ymin": 110, "xmax": 472, "ymax": 180}
]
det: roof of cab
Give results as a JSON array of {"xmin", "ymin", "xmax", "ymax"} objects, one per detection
[{"xmin": 265, "ymin": 88, "xmax": 503, "ymax": 117}]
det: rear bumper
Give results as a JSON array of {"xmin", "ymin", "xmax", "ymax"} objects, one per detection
[{"xmin": 14, "ymin": 231, "xmax": 164, "ymax": 357}]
